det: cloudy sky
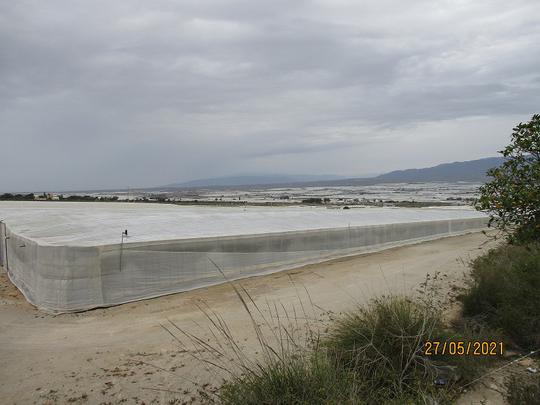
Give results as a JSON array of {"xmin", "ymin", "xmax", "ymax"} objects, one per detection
[{"xmin": 1, "ymin": 0, "xmax": 539, "ymax": 191}]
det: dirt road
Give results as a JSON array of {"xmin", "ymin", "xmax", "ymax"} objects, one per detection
[{"xmin": 0, "ymin": 232, "xmax": 498, "ymax": 404}]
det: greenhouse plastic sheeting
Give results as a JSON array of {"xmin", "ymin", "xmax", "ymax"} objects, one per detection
[
  {"xmin": 0, "ymin": 221, "xmax": 6, "ymax": 268},
  {"xmin": 1, "ymin": 216, "xmax": 488, "ymax": 313}
]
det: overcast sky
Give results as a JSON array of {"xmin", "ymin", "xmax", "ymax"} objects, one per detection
[{"xmin": 1, "ymin": 0, "xmax": 539, "ymax": 191}]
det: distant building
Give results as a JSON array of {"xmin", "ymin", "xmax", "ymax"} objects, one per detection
[{"xmin": 34, "ymin": 193, "xmax": 59, "ymax": 201}]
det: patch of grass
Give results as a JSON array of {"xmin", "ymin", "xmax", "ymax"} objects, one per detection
[
  {"xmin": 461, "ymin": 243, "xmax": 540, "ymax": 350},
  {"xmin": 323, "ymin": 296, "xmax": 443, "ymax": 400},
  {"xmin": 506, "ymin": 374, "xmax": 540, "ymax": 405},
  {"xmin": 219, "ymin": 353, "xmax": 361, "ymax": 405},
  {"xmin": 321, "ymin": 295, "xmax": 497, "ymax": 403}
]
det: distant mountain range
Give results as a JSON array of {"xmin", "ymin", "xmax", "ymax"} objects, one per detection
[
  {"xmin": 161, "ymin": 157, "xmax": 504, "ymax": 189},
  {"xmin": 348, "ymin": 156, "xmax": 505, "ymax": 185}
]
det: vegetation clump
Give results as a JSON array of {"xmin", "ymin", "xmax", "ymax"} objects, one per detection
[
  {"xmin": 0, "ymin": 193, "xmax": 35, "ymax": 200},
  {"xmin": 301, "ymin": 198, "xmax": 324, "ymax": 204},
  {"xmin": 219, "ymin": 354, "xmax": 360, "ymax": 405},
  {"xmin": 461, "ymin": 243, "xmax": 540, "ymax": 350},
  {"xmin": 323, "ymin": 296, "xmax": 444, "ymax": 400}
]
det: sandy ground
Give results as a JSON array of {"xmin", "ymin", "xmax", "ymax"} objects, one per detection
[{"xmin": 0, "ymin": 232, "xmax": 518, "ymax": 404}]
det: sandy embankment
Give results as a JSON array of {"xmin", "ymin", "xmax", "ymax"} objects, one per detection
[{"xmin": 0, "ymin": 232, "xmax": 500, "ymax": 404}]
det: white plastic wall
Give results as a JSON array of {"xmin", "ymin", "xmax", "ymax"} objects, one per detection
[
  {"xmin": 0, "ymin": 221, "xmax": 6, "ymax": 268},
  {"xmin": 4, "ymin": 217, "xmax": 488, "ymax": 313}
]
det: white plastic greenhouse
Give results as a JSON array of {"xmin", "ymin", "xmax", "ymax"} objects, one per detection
[{"xmin": 0, "ymin": 202, "xmax": 488, "ymax": 313}]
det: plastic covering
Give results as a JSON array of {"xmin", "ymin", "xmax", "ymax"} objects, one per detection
[
  {"xmin": 0, "ymin": 221, "xmax": 6, "ymax": 268},
  {"xmin": 2, "ymin": 215, "xmax": 487, "ymax": 313},
  {"xmin": 0, "ymin": 202, "xmax": 487, "ymax": 246}
]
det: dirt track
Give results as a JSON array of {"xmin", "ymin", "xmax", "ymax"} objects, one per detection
[{"xmin": 0, "ymin": 232, "xmax": 500, "ymax": 404}]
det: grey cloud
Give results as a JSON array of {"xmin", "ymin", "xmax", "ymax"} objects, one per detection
[{"xmin": 1, "ymin": 0, "xmax": 539, "ymax": 191}]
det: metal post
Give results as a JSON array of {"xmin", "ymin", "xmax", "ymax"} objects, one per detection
[{"xmin": 119, "ymin": 229, "xmax": 128, "ymax": 272}]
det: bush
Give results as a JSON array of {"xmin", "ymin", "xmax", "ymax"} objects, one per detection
[
  {"xmin": 323, "ymin": 296, "xmax": 487, "ymax": 403},
  {"xmin": 219, "ymin": 354, "xmax": 361, "ymax": 405},
  {"xmin": 461, "ymin": 243, "xmax": 540, "ymax": 350},
  {"xmin": 324, "ymin": 296, "xmax": 443, "ymax": 396}
]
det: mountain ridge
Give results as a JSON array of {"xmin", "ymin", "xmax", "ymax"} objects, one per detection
[{"xmin": 162, "ymin": 157, "xmax": 504, "ymax": 189}]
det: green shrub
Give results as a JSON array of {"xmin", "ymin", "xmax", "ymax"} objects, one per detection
[
  {"xmin": 219, "ymin": 354, "xmax": 361, "ymax": 405},
  {"xmin": 461, "ymin": 243, "xmax": 540, "ymax": 350},
  {"xmin": 323, "ymin": 296, "xmax": 452, "ymax": 402}
]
